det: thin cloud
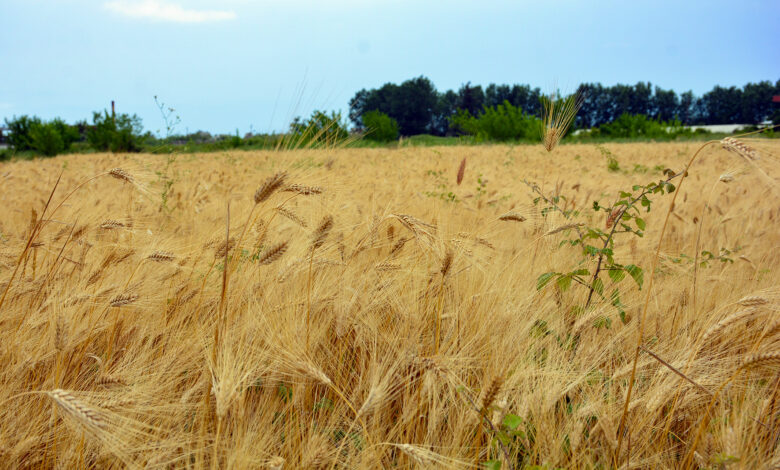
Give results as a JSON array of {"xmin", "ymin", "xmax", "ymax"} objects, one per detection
[{"xmin": 105, "ymin": 1, "xmax": 236, "ymax": 23}]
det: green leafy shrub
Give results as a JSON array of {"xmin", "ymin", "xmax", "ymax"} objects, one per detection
[
  {"xmin": 4, "ymin": 116, "xmax": 81, "ymax": 157},
  {"xmin": 289, "ymin": 110, "xmax": 349, "ymax": 148},
  {"xmin": 362, "ymin": 110, "xmax": 399, "ymax": 142},
  {"xmin": 29, "ymin": 121, "xmax": 64, "ymax": 156},
  {"xmin": 449, "ymin": 100, "xmax": 540, "ymax": 141},
  {"xmin": 587, "ymin": 113, "xmax": 693, "ymax": 139},
  {"xmin": 87, "ymin": 110, "xmax": 143, "ymax": 152},
  {"xmin": 50, "ymin": 118, "xmax": 80, "ymax": 151},
  {"xmin": 4, "ymin": 115, "xmax": 41, "ymax": 151}
]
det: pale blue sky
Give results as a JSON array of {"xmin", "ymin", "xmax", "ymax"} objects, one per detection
[{"xmin": 1, "ymin": 0, "xmax": 778, "ymax": 135}]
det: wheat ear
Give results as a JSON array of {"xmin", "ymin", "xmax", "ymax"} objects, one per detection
[
  {"xmin": 254, "ymin": 172, "xmax": 287, "ymax": 204},
  {"xmin": 47, "ymin": 389, "xmax": 106, "ymax": 429}
]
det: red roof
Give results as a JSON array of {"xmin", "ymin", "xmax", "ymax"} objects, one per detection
[{"xmin": 773, "ymin": 95, "xmax": 780, "ymax": 103}]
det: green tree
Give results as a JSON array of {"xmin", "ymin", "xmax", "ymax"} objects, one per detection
[
  {"xmin": 450, "ymin": 101, "xmax": 540, "ymax": 141},
  {"xmin": 700, "ymin": 86, "xmax": 743, "ymax": 124},
  {"xmin": 87, "ymin": 110, "xmax": 143, "ymax": 152},
  {"xmin": 652, "ymin": 86, "xmax": 679, "ymax": 121},
  {"xmin": 29, "ymin": 121, "xmax": 65, "ymax": 156},
  {"xmin": 289, "ymin": 110, "xmax": 349, "ymax": 147},
  {"xmin": 348, "ymin": 76, "xmax": 439, "ymax": 136},
  {"xmin": 4, "ymin": 115, "xmax": 41, "ymax": 151},
  {"xmin": 456, "ymin": 82, "xmax": 485, "ymax": 117},
  {"xmin": 50, "ymin": 118, "xmax": 81, "ymax": 151},
  {"xmin": 361, "ymin": 110, "xmax": 398, "ymax": 141}
]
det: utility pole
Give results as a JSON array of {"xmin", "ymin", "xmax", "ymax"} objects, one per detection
[{"xmin": 111, "ymin": 100, "xmax": 116, "ymax": 125}]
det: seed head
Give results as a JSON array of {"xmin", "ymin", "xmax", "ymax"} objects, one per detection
[
  {"xmin": 541, "ymin": 91, "xmax": 582, "ymax": 152},
  {"xmin": 499, "ymin": 212, "xmax": 526, "ymax": 222},
  {"xmin": 109, "ymin": 168, "xmax": 134, "ymax": 183},
  {"xmin": 254, "ymin": 172, "xmax": 287, "ymax": 204},
  {"xmin": 147, "ymin": 250, "xmax": 175, "ymax": 262},
  {"xmin": 257, "ymin": 241, "xmax": 289, "ymax": 266},
  {"xmin": 311, "ymin": 216, "xmax": 334, "ymax": 250},
  {"xmin": 721, "ymin": 137, "xmax": 759, "ymax": 161},
  {"xmin": 284, "ymin": 184, "xmax": 323, "ymax": 195},
  {"xmin": 456, "ymin": 157, "xmax": 466, "ymax": 185}
]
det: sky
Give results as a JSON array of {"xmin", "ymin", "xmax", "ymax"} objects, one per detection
[{"xmin": 1, "ymin": 0, "xmax": 779, "ymax": 135}]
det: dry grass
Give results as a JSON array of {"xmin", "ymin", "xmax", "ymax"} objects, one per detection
[{"xmin": 0, "ymin": 140, "xmax": 778, "ymax": 469}]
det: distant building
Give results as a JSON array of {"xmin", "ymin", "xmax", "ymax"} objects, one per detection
[
  {"xmin": 773, "ymin": 95, "xmax": 780, "ymax": 103},
  {"xmin": 0, "ymin": 127, "xmax": 9, "ymax": 146}
]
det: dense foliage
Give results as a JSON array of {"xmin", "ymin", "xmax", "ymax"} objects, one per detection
[
  {"xmin": 350, "ymin": 78, "xmax": 780, "ymax": 136},
  {"xmin": 87, "ymin": 110, "xmax": 144, "ymax": 153},
  {"xmin": 361, "ymin": 110, "xmax": 399, "ymax": 142},
  {"xmin": 449, "ymin": 101, "xmax": 540, "ymax": 141},
  {"xmin": 578, "ymin": 113, "xmax": 696, "ymax": 139},
  {"xmin": 289, "ymin": 110, "xmax": 349, "ymax": 147},
  {"xmin": 3, "ymin": 115, "xmax": 81, "ymax": 157}
]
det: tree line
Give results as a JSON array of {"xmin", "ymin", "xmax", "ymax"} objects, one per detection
[{"xmin": 349, "ymin": 77, "xmax": 780, "ymax": 136}]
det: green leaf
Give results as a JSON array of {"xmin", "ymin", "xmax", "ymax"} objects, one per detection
[
  {"xmin": 483, "ymin": 460, "xmax": 502, "ymax": 470},
  {"xmin": 592, "ymin": 277, "xmax": 604, "ymax": 295},
  {"xmin": 557, "ymin": 275, "xmax": 572, "ymax": 292},
  {"xmin": 503, "ymin": 413, "xmax": 523, "ymax": 430},
  {"xmin": 625, "ymin": 264, "xmax": 644, "ymax": 288},
  {"xmin": 608, "ymin": 268, "xmax": 626, "ymax": 283},
  {"xmin": 635, "ymin": 218, "xmax": 646, "ymax": 230},
  {"xmin": 571, "ymin": 268, "xmax": 590, "ymax": 276},
  {"xmin": 537, "ymin": 272, "xmax": 557, "ymax": 290}
]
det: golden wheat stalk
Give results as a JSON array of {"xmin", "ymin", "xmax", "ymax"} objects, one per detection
[
  {"xmin": 254, "ymin": 172, "xmax": 288, "ymax": 204},
  {"xmin": 295, "ymin": 361, "xmax": 333, "ymax": 386},
  {"xmin": 498, "ymin": 212, "xmax": 526, "ymax": 222},
  {"xmin": 147, "ymin": 250, "xmax": 175, "ymax": 262},
  {"xmin": 214, "ymin": 237, "xmax": 235, "ymax": 259},
  {"xmin": 701, "ymin": 308, "xmax": 762, "ymax": 345},
  {"xmin": 284, "ymin": 184, "xmax": 323, "ymax": 195},
  {"xmin": 480, "ymin": 376, "xmax": 503, "ymax": 413},
  {"xmin": 721, "ymin": 137, "xmax": 759, "ymax": 161},
  {"xmin": 546, "ymin": 223, "xmax": 584, "ymax": 235},
  {"xmin": 257, "ymin": 241, "xmax": 289, "ymax": 266},
  {"xmin": 375, "ymin": 262, "xmax": 401, "ymax": 271},
  {"xmin": 737, "ymin": 295, "xmax": 769, "ymax": 307},
  {"xmin": 541, "ymin": 91, "xmax": 582, "ymax": 152},
  {"xmin": 275, "ymin": 206, "xmax": 307, "ymax": 228},
  {"xmin": 395, "ymin": 444, "xmax": 430, "ymax": 466},
  {"xmin": 96, "ymin": 375, "xmax": 127, "ymax": 387},
  {"xmin": 311, "ymin": 216, "xmax": 334, "ymax": 250},
  {"xmin": 109, "ymin": 293, "xmax": 138, "ymax": 307},
  {"xmin": 456, "ymin": 157, "xmax": 466, "ymax": 185},
  {"xmin": 742, "ymin": 351, "xmax": 780, "ymax": 370},
  {"xmin": 389, "ymin": 237, "xmax": 409, "ymax": 256},
  {"xmin": 719, "ymin": 173, "xmax": 735, "ymax": 183},
  {"xmin": 47, "ymin": 389, "xmax": 106, "ymax": 429},
  {"xmin": 54, "ymin": 314, "xmax": 66, "ymax": 352},
  {"xmin": 100, "ymin": 220, "xmax": 126, "ymax": 230},
  {"xmin": 440, "ymin": 250, "xmax": 453, "ymax": 277},
  {"xmin": 266, "ymin": 456, "xmax": 285, "ymax": 470},
  {"xmin": 108, "ymin": 168, "xmax": 134, "ymax": 183},
  {"xmin": 357, "ymin": 386, "xmax": 383, "ymax": 417}
]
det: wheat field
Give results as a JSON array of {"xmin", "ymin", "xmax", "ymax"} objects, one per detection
[{"xmin": 0, "ymin": 140, "xmax": 778, "ymax": 469}]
